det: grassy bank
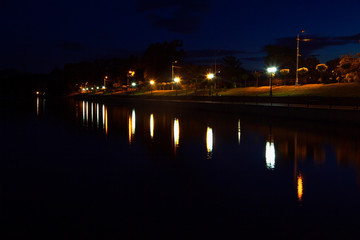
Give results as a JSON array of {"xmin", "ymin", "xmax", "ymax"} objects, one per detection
[{"xmin": 82, "ymin": 82, "xmax": 360, "ymax": 98}]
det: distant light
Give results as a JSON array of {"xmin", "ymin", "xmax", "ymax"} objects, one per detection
[
  {"xmin": 102, "ymin": 86, "xmax": 106, "ymax": 89},
  {"xmin": 36, "ymin": 91, "xmax": 39, "ymax": 95},
  {"xmin": 207, "ymin": 73, "xmax": 214, "ymax": 79},
  {"xmin": 86, "ymin": 88, "xmax": 89, "ymax": 91},
  {"xmin": 150, "ymin": 80, "xmax": 155, "ymax": 85},
  {"xmin": 82, "ymin": 88, "xmax": 85, "ymax": 91},
  {"xmin": 96, "ymin": 86, "xmax": 99, "ymax": 90},
  {"xmin": 174, "ymin": 77, "xmax": 180, "ymax": 83},
  {"xmin": 267, "ymin": 67, "xmax": 277, "ymax": 73},
  {"xmin": 128, "ymin": 71, "xmax": 135, "ymax": 77},
  {"xmin": 131, "ymin": 82, "xmax": 136, "ymax": 87},
  {"xmin": 91, "ymin": 87, "xmax": 94, "ymax": 90}
]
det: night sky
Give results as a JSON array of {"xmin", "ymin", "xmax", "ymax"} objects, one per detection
[{"xmin": 1, "ymin": 0, "xmax": 360, "ymax": 73}]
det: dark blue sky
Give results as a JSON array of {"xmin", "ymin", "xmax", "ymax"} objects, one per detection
[{"xmin": 1, "ymin": 0, "xmax": 360, "ymax": 73}]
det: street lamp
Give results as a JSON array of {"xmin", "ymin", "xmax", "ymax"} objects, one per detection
[
  {"xmin": 296, "ymin": 30, "xmax": 311, "ymax": 85},
  {"xmin": 104, "ymin": 76, "xmax": 108, "ymax": 89},
  {"xmin": 267, "ymin": 67, "xmax": 277, "ymax": 97},
  {"xmin": 131, "ymin": 82, "xmax": 136, "ymax": 95},
  {"xmin": 207, "ymin": 73, "xmax": 214, "ymax": 96},
  {"xmin": 150, "ymin": 80, "xmax": 155, "ymax": 94},
  {"xmin": 174, "ymin": 77, "xmax": 180, "ymax": 96},
  {"xmin": 128, "ymin": 71, "xmax": 135, "ymax": 87}
]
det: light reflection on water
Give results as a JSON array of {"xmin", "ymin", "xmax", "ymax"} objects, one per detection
[
  {"xmin": 79, "ymin": 101, "xmax": 108, "ymax": 132},
  {"xmin": 150, "ymin": 114, "xmax": 154, "ymax": 139},
  {"xmin": 72, "ymin": 100, "xmax": 360, "ymax": 199},
  {"xmin": 36, "ymin": 97, "xmax": 39, "ymax": 116},
  {"xmin": 238, "ymin": 119, "xmax": 241, "ymax": 144},
  {"xmin": 297, "ymin": 173, "xmax": 304, "ymax": 201},
  {"xmin": 265, "ymin": 141, "xmax": 276, "ymax": 170},
  {"xmin": 22, "ymin": 98, "xmax": 360, "ymax": 237},
  {"xmin": 206, "ymin": 126, "xmax": 213, "ymax": 159},
  {"xmin": 36, "ymin": 97, "xmax": 45, "ymax": 117},
  {"xmin": 173, "ymin": 118, "xmax": 180, "ymax": 152},
  {"xmin": 128, "ymin": 109, "xmax": 136, "ymax": 144}
]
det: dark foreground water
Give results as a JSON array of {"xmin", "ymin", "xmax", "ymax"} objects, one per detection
[{"xmin": 1, "ymin": 97, "xmax": 360, "ymax": 239}]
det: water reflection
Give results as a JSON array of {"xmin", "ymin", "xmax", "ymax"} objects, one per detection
[
  {"xmin": 36, "ymin": 97, "xmax": 45, "ymax": 117},
  {"xmin": 37, "ymin": 97, "xmax": 39, "ymax": 116},
  {"xmin": 238, "ymin": 119, "xmax": 241, "ymax": 144},
  {"xmin": 297, "ymin": 173, "xmax": 304, "ymax": 201},
  {"xmin": 78, "ymin": 101, "xmax": 107, "ymax": 133},
  {"xmin": 96, "ymin": 103, "xmax": 99, "ymax": 128},
  {"xmin": 265, "ymin": 141, "xmax": 275, "ymax": 170},
  {"xmin": 150, "ymin": 114, "xmax": 154, "ymax": 139},
  {"xmin": 82, "ymin": 101, "xmax": 86, "ymax": 126},
  {"xmin": 73, "ymin": 100, "xmax": 360, "ymax": 189},
  {"xmin": 129, "ymin": 109, "xmax": 136, "ymax": 144},
  {"xmin": 173, "ymin": 118, "xmax": 180, "ymax": 151},
  {"xmin": 91, "ymin": 102, "xmax": 94, "ymax": 124},
  {"xmin": 104, "ymin": 105, "xmax": 108, "ymax": 135},
  {"xmin": 206, "ymin": 126, "xmax": 213, "ymax": 159}
]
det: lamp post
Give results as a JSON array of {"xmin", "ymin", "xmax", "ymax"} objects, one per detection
[
  {"xmin": 207, "ymin": 73, "xmax": 214, "ymax": 96},
  {"xmin": 104, "ymin": 76, "xmax": 108, "ymax": 89},
  {"xmin": 172, "ymin": 61, "xmax": 177, "ymax": 90},
  {"xmin": 296, "ymin": 30, "xmax": 311, "ymax": 85},
  {"xmin": 174, "ymin": 77, "xmax": 180, "ymax": 96},
  {"xmin": 267, "ymin": 67, "xmax": 277, "ymax": 97},
  {"xmin": 131, "ymin": 82, "xmax": 136, "ymax": 96},
  {"xmin": 150, "ymin": 80, "xmax": 155, "ymax": 95},
  {"xmin": 295, "ymin": 32, "xmax": 301, "ymax": 85}
]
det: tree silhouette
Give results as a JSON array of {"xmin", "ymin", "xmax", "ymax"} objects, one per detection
[
  {"xmin": 141, "ymin": 40, "xmax": 185, "ymax": 83},
  {"xmin": 264, "ymin": 44, "xmax": 295, "ymax": 71},
  {"xmin": 221, "ymin": 56, "xmax": 244, "ymax": 88}
]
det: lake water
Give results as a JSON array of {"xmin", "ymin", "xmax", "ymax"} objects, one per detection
[{"xmin": 1, "ymin": 97, "xmax": 360, "ymax": 239}]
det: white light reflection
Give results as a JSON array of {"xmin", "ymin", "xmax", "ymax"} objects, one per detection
[
  {"xmin": 82, "ymin": 101, "xmax": 86, "ymax": 126},
  {"xmin": 104, "ymin": 106, "xmax": 108, "ymax": 135},
  {"xmin": 102, "ymin": 104, "xmax": 105, "ymax": 129},
  {"xmin": 86, "ymin": 101, "xmax": 89, "ymax": 126},
  {"xmin": 238, "ymin": 119, "xmax": 241, "ymax": 144},
  {"xmin": 173, "ymin": 118, "xmax": 180, "ymax": 148},
  {"xmin": 96, "ymin": 103, "xmax": 99, "ymax": 128},
  {"xmin": 132, "ymin": 109, "xmax": 136, "ymax": 135},
  {"xmin": 206, "ymin": 126, "xmax": 213, "ymax": 159},
  {"xmin": 91, "ymin": 102, "xmax": 94, "ymax": 125},
  {"xmin": 150, "ymin": 114, "xmax": 154, "ymax": 139},
  {"xmin": 265, "ymin": 141, "xmax": 276, "ymax": 170}
]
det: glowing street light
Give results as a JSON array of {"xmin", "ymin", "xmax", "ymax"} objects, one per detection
[
  {"xmin": 267, "ymin": 67, "xmax": 277, "ymax": 97},
  {"xmin": 207, "ymin": 73, "xmax": 214, "ymax": 79},
  {"xmin": 207, "ymin": 73, "xmax": 215, "ymax": 96},
  {"xmin": 150, "ymin": 80, "xmax": 155, "ymax": 94},
  {"xmin": 104, "ymin": 76, "xmax": 108, "ymax": 89},
  {"xmin": 174, "ymin": 77, "xmax": 180, "ymax": 96}
]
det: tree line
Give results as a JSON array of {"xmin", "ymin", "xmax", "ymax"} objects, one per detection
[{"xmin": 1, "ymin": 40, "xmax": 359, "ymax": 96}]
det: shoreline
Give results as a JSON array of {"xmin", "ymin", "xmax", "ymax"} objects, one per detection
[{"xmin": 72, "ymin": 94, "xmax": 360, "ymax": 124}]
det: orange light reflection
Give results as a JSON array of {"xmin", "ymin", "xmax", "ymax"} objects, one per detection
[{"xmin": 297, "ymin": 173, "xmax": 303, "ymax": 201}]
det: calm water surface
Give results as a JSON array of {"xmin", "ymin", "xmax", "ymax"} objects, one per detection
[{"xmin": 1, "ymin": 97, "xmax": 360, "ymax": 239}]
